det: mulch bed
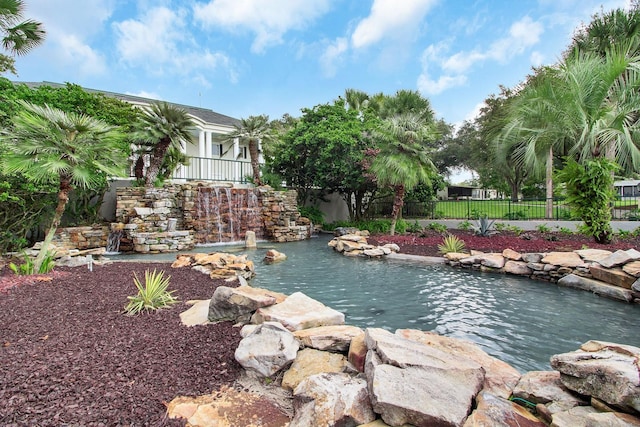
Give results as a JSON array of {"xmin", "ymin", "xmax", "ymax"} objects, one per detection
[
  {"xmin": 0, "ymin": 262, "xmax": 243, "ymax": 427},
  {"xmin": 369, "ymin": 229, "xmax": 640, "ymax": 257}
]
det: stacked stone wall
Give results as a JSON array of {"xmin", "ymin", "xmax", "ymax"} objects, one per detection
[
  {"xmin": 259, "ymin": 188, "xmax": 311, "ymax": 242},
  {"xmin": 51, "ymin": 226, "xmax": 109, "ymax": 250}
]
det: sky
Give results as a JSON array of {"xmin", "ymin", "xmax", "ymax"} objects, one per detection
[{"xmin": 11, "ymin": 0, "xmax": 631, "ymax": 179}]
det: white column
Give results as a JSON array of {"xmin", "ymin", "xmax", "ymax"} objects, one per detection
[
  {"xmin": 233, "ymin": 137, "xmax": 240, "ymax": 182},
  {"xmin": 258, "ymin": 138, "xmax": 264, "ymax": 164},
  {"xmin": 198, "ymin": 131, "xmax": 205, "ymax": 158},
  {"xmin": 205, "ymin": 131, "xmax": 213, "ymax": 180}
]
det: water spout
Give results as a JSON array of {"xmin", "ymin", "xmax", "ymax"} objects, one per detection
[{"xmin": 106, "ymin": 229, "xmax": 124, "ymax": 254}]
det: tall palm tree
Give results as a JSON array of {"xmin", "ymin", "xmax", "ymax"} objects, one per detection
[
  {"xmin": 1, "ymin": 0, "xmax": 45, "ymax": 74},
  {"xmin": 0, "ymin": 101, "xmax": 126, "ymax": 270},
  {"xmin": 220, "ymin": 115, "xmax": 273, "ymax": 186},
  {"xmin": 370, "ymin": 113, "xmax": 438, "ymax": 235},
  {"xmin": 344, "ymin": 88, "xmax": 370, "ymax": 112},
  {"xmin": 133, "ymin": 102, "xmax": 195, "ymax": 188}
]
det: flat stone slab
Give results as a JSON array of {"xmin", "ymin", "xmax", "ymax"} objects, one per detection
[
  {"xmin": 589, "ymin": 264, "xmax": 636, "ymax": 289},
  {"xmin": 575, "ymin": 249, "xmax": 612, "ymax": 263},
  {"xmin": 557, "ymin": 274, "xmax": 634, "ymax": 302},
  {"xmin": 293, "ymin": 325, "xmax": 364, "ymax": 352},
  {"xmin": 180, "ymin": 299, "xmax": 211, "ymax": 326},
  {"xmin": 541, "ymin": 252, "xmax": 585, "ymax": 268},
  {"xmin": 282, "ymin": 348, "xmax": 347, "ymax": 391},
  {"xmin": 251, "ymin": 292, "xmax": 345, "ymax": 331}
]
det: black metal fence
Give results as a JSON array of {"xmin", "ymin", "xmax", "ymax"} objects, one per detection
[{"xmin": 368, "ymin": 198, "xmax": 640, "ymax": 221}]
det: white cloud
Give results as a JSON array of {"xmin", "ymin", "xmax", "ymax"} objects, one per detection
[
  {"xmin": 351, "ymin": 0, "xmax": 437, "ymax": 49},
  {"xmin": 530, "ymin": 51, "xmax": 545, "ymax": 67},
  {"xmin": 320, "ymin": 37, "xmax": 348, "ymax": 77},
  {"xmin": 418, "ymin": 16, "xmax": 543, "ymax": 95},
  {"xmin": 126, "ymin": 90, "xmax": 161, "ymax": 100},
  {"xmin": 55, "ymin": 34, "xmax": 107, "ymax": 76},
  {"xmin": 194, "ymin": 0, "xmax": 333, "ymax": 53},
  {"xmin": 112, "ymin": 6, "xmax": 236, "ymax": 83}
]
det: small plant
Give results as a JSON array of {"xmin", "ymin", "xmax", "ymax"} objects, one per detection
[
  {"xmin": 471, "ymin": 216, "xmax": 496, "ymax": 237},
  {"xmin": 503, "ymin": 210, "xmax": 528, "ymax": 220},
  {"xmin": 506, "ymin": 225, "xmax": 524, "ymax": 236},
  {"xmin": 469, "ymin": 209, "xmax": 486, "ymax": 220},
  {"xmin": 433, "ymin": 210, "xmax": 445, "ymax": 219},
  {"xmin": 458, "ymin": 220, "xmax": 472, "ymax": 231},
  {"xmin": 9, "ymin": 251, "xmax": 55, "ymax": 275},
  {"xmin": 438, "ymin": 234, "xmax": 466, "ymax": 254},
  {"xmin": 427, "ymin": 222, "xmax": 448, "ymax": 233},
  {"xmin": 124, "ymin": 269, "xmax": 178, "ymax": 315},
  {"xmin": 556, "ymin": 226, "xmax": 573, "ymax": 235},
  {"xmin": 494, "ymin": 222, "xmax": 507, "ymax": 231},
  {"xmin": 407, "ymin": 220, "xmax": 423, "ymax": 234},
  {"xmin": 536, "ymin": 224, "xmax": 551, "ymax": 233},
  {"xmin": 616, "ymin": 229, "xmax": 631, "ymax": 239}
]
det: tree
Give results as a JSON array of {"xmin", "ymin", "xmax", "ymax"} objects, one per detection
[
  {"xmin": 370, "ymin": 113, "xmax": 438, "ymax": 235},
  {"xmin": 133, "ymin": 102, "xmax": 195, "ymax": 188},
  {"xmin": 266, "ymin": 100, "xmax": 378, "ymax": 218},
  {"xmin": 0, "ymin": 101, "xmax": 126, "ymax": 270},
  {"xmin": 0, "ymin": 0, "xmax": 45, "ymax": 75},
  {"xmin": 220, "ymin": 115, "xmax": 273, "ymax": 185}
]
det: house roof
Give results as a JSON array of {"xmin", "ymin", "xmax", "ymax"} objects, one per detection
[{"xmin": 16, "ymin": 81, "xmax": 241, "ymax": 128}]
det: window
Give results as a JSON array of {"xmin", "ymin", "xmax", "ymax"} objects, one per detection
[
  {"xmin": 211, "ymin": 143, "xmax": 223, "ymax": 157},
  {"xmin": 241, "ymin": 146, "xmax": 248, "ymax": 159}
]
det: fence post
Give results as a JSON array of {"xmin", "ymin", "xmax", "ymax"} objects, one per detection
[{"xmin": 466, "ymin": 197, "xmax": 470, "ymax": 219}]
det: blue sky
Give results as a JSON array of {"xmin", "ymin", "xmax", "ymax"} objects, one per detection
[{"xmin": 13, "ymin": 0, "xmax": 630, "ymax": 128}]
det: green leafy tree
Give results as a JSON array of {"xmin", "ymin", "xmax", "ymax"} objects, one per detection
[
  {"xmin": 0, "ymin": 0, "xmax": 45, "ymax": 75},
  {"xmin": 370, "ymin": 113, "xmax": 438, "ymax": 235},
  {"xmin": 133, "ymin": 102, "xmax": 195, "ymax": 188},
  {"xmin": 1, "ymin": 102, "xmax": 126, "ymax": 270},
  {"xmin": 219, "ymin": 115, "xmax": 273, "ymax": 185}
]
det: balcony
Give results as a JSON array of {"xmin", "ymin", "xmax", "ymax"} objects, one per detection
[{"xmin": 170, "ymin": 157, "xmax": 254, "ymax": 183}]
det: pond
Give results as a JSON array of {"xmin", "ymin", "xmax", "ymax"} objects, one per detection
[{"xmin": 114, "ymin": 235, "xmax": 640, "ymax": 373}]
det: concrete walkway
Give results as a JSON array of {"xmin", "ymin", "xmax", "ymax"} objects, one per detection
[{"xmin": 420, "ymin": 219, "xmax": 640, "ymax": 232}]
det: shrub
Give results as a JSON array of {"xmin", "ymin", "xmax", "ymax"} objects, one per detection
[
  {"xmin": 298, "ymin": 206, "xmax": 324, "ymax": 226},
  {"xmin": 438, "ymin": 234, "xmax": 466, "ymax": 254},
  {"xmin": 9, "ymin": 251, "xmax": 55, "ymax": 275},
  {"xmin": 556, "ymin": 226, "xmax": 573, "ymax": 235},
  {"xmin": 536, "ymin": 224, "xmax": 551, "ymax": 233},
  {"xmin": 427, "ymin": 222, "xmax": 447, "ymax": 233},
  {"xmin": 407, "ymin": 220, "xmax": 423, "ymax": 234},
  {"xmin": 506, "ymin": 225, "xmax": 524, "ymax": 236},
  {"xmin": 124, "ymin": 269, "xmax": 178, "ymax": 315},
  {"xmin": 458, "ymin": 220, "xmax": 472, "ymax": 231},
  {"xmin": 503, "ymin": 210, "xmax": 528, "ymax": 220}
]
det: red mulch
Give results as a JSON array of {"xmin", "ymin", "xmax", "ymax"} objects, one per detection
[
  {"xmin": 369, "ymin": 229, "xmax": 640, "ymax": 257},
  {"xmin": 0, "ymin": 262, "xmax": 243, "ymax": 427}
]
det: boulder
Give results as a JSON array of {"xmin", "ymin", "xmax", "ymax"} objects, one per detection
[
  {"xmin": 294, "ymin": 325, "xmax": 364, "ymax": 352},
  {"xmin": 263, "ymin": 249, "xmax": 287, "ymax": 264},
  {"xmin": 512, "ymin": 371, "xmax": 585, "ymax": 406},
  {"xmin": 623, "ymin": 261, "xmax": 640, "ymax": 278},
  {"xmin": 382, "ymin": 243, "xmax": 400, "ymax": 253},
  {"xmin": 599, "ymin": 249, "xmax": 640, "ymax": 269},
  {"xmin": 541, "ymin": 252, "xmax": 585, "ymax": 268},
  {"xmin": 550, "ymin": 340, "xmax": 640, "ymax": 413},
  {"xmin": 282, "ymin": 348, "xmax": 347, "ymax": 391},
  {"xmin": 234, "ymin": 322, "xmax": 299, "ymax": 378},
  {"xmin": 244, "ymin": 230, "xmax": 257, "ymax": 248},
  {"xmin": 589, "ymin": 264, "xmax": 636, "ymax": 289},
  {"xmin": 365, "ymin": 328, "xmax": 485, "ymax": 426},
  {"xmin": 364, "ymin": 248, "xmax": 386, "ymax": 257},
  {"xmin": 550, "ymin": 405, "xmax": 640, "ymax": 427},
  {"xmin": 504, "ymin": 260, "xmax": 533, "ymax": 276},
  {"xmin": 208, "ymin": 286, "xmax": 286, "ymax": 323},
  {"xmin": 167, "ymin": 386, "xmax": 291, "ymax": 427},
  {"xmin": 502, "ymin": 248, "xmax": 522, "ymax": 261},
  {"xmin": 479, "ymin": 254, "xmax": 506, "ymax": 269},
  {"xmin": 445, "ymin": 252, "xmax": 471, "ymax": 262},
  {"xmin": 290, "ymin": 373, "xmax": 376, "ymax": 427},
  {"xmin": 251, "ymin": 292, "xmax": 345, "ymax": 331},
  {"xmin": 575, "ymin": 249, "xmax": 612, "ymax": 263},
  {"xmin": 348, "ymin": 332, "xmax": 367, "ymax": 373},
  {"xmin": 463, "ymin": 391, "xmax": 546, "ymax": 427},
  {"xmin": 180, "ymin": 299, "xmax": 211, "ymax": 326},
  {"xmin": 396, "ymin": 329, "xmax": 520, "ymax": 399},
  {"xmin": 557, "ymin": 274, "xmax": 634, "ymax": 302},
  {"xmin": 521, "ymin": 253, "xmax": 543, "ymax": 263}
]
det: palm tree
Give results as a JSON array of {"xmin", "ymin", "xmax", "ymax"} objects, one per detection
[
  {"xmin": 1, "ymin": 0, "xmax": 45, "ymax": 74},
  {"xmin": 220, "ymin": 115, "xmax": 273, "ymax": 186},
  {"xmin": 344, "ymin": 88, "xmax": 370, "ymax": 112},
  {"xmin": 0, "ymin": 101, "xmax": 126, "ymax": 270},
  {"xmin": 370, "ymin": 113, "xmax": 438, "ymax": 235},
  {"xmin": 133, "ymin": 102, "xmax": 195, "ymax": 188}
]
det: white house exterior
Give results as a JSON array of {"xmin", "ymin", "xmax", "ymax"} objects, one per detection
[
  {"xmin": 19, "ymin": 81, "xmax": 257, "ymax": 183},
  {"xmin": 614, "ymin": 179, "xmax": 640, "ymax": 198}
]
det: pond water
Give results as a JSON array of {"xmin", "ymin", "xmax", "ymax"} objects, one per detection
[{"xmin": 113, "ymin": 235, "xmax": 640, "ymax": 373}]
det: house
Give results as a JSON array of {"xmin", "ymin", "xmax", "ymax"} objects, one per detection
[
  {"xmin": 614, "ymin": 179, "xmax": 640, "ymax": 198},
  {"xmin": 17, "ymin": 81, "xmax": 255, "ymax": 183},
  {"xmin": 437, "ymin": 185, "xmax": 500, "ymax": 200}
]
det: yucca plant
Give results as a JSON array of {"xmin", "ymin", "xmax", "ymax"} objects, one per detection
[
  {"xmin": 124, "ymin": 269, "xmax": 178, "ymax": 315},
  {"xmin": 437, "ymin": 234, "xmax": 466, "ymax": 255},
  {"xmin": 471, "ymin": 216, "xmax": 497, "ymax": 237}
]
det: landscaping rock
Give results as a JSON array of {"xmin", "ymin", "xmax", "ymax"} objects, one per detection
[
  {"xmin": 557, "ymin": 274, "xmax": 634, "ymax": 302},
  {"xmin": 282, "ymin": 348, "xmax": 347, "ymax": 391},
  {"xmin": 208, "ymin": 285, "xmax": 286, "ymax": 323},
  {"xmin": 502, "ymin": 248, "xmax": 522, "ymax": 260},
  {"xmin": 234, "ymin": 322, "xmax": 299, "ymax": 378},
  {"xmin": 290, "ymin": 373, "xmax": 376, "ymax": 427},
  {"xmin": 504, "ymin": 260, "xmax": 533, "ymax": 276},
  {"xmin": 575, "ymin": 249, "xmax": 612, "ymax": 263},
  {"xmin": 293, "ymin": 325, "xmax": 363, "ymax": 352},
  {"xmin": 445, "ymin": 252, "xmax": 471, "ymax": 262},
  {"xmin": 396, "ymin": 329, "xmax": 520, "ymax": 399},
  {"xmin": 589, "ymin": 264, "xmax": 636, "ymax": 289},
  {"xmin": 550, "ymin": 340, "xmax": 640, "ymax": 413},
  {"xmin": 251, "ymin": 292, "xmax": 345, "ymax": 331},
  {"xmin": 599, "ymin": 249, "xmax": 640, "ymax": 269},
  {"xmin": 348, "ymin": 332, "xmax": 367, "ymax": 373},
  {"xmin": 263, "ymin": 249, "xmax": 287, "ymax": 264},
  {"xmin": 512, "ymin": 371, "xmax": 585, "ymax": 406},
  {"xmin": 180, "ymin": 299, "xmax": 211, "ymax": 326},
  {"xmin": 463, "ymin": 391, "xmax": 546, "ymax": 427},
  {"xmin": 521, "ymin": 253, "xmax": 543, "ymax": 263},
  {"xmin": 479, "ymin": 254, "xmax": 506, "ymax": 269},
  {"xmin": 623, "ymin": 261, "xmax": 640, "ymax": 278},
  {"xmin": 365, "ymin": 328, "xmax": 485, "ymax": 426},
  {"xmin": 541, "ymin": 252, "xmax": 585, "ymax": 268}
]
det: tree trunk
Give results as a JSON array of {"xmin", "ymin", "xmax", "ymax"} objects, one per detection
[
  {"xmin": 248, "ymin": 139, "xmax": 262, "ymax": 186},
  {"xmin": 145, "ymin": 138, "xmax": 170, "ymax": 187},
  {"xmin": 134, "ymin": 155, "xmax": 145, "ymax": 180},
  {"xmin": 34, "ymin": 179, "xmax": 71, "ymax": 272},
  {"xmin": 545, "ymin": 146, "xmax": 553, "ymax": 219},
  {"xmin": 389, "ymin": 184, "xmax": 405, "ymax": 236}
]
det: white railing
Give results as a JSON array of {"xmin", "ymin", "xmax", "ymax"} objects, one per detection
[{"xmin": 172, "ymin": 157, "xmax": 254, "ymax": 183}]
